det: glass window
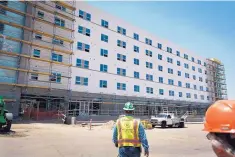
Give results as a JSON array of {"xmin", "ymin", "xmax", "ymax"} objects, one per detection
[
  {"xmin": 134, "ymin": 33, "xmax": 139, "ymax": 40},
  {"xmin": 35, "ymin": 34, "xmax": 42, "ymax": 40},
  {"xmin": 101, "ymin": 34, "xmax": 108, "ymax": 42},
  {"xmin": 33, "ymin": 49, "xmax": 40, "ymax": 58},
  {"xmin": 168, "ymin": 68, "xmax": 173, "ymax": 74},
  {"xmin": 177, "ymin": 61, "xmax": 181, "ymax": 66},
  {"xmin": 134, "ymin": 71, "xmax": 139, "ymax": 79},
  {"xmin": 186, "ymin": 93, "xmax": 191, "ymax": 98},
  {"xmin": 134, "ymin": 85, "xmax": 140, "ymax": 92},
  {"xmin": 169, "ymin": 90, "xmax": 174, "ymax": 96},
  {"xmin": 194, "ymin": 85, "xmax": 197, "ymax": 90},
  {"xmin": 168, "ymin": 79, "xmax": 174, "ymax": 85},
  {"xmin": 176, "ymin": 51, "xmax": 180, "ymax": 56},
  {"xmin": 186, "ymin": 83, "xmax": 190, "ymax": 88},
  {"xmin": 178, "ymin": 81, "xmax": 182, "ymax": 87},
  {"xmin": 192, "ymin": 66, "xmax": 195, "ymax": 71},
  {"xmin": 37, "ymin": 11, "xmax": 44, "ymax": 18},
  {"xmin": 158, "ymin": 65, "xmax": 163, "ymax": 71},
  {"xmin": 194, "ymin": 94, "xmax": 197, "ymax": 99},
  {"xmin": 158, "ymin": 54, "xmax": 162, "ymax": 60},
  {"xmin": 146, "ymin": 87, "xmax": 153, "ymax": 94},
  {"xmin": 158, "ymin": 43, "xmax": 162, "ymax": 49},
  {"xmin": 191, "ymin": 57, "xmax": 195, "ymax": 62},
  {"xmin": 134, "ymin": 58, "xmax": 139, "ymax": 65},
  {"xmin": 134, "ymin": 45, "xmax": 139, "ymax": 52},
  {"xmin": 100, "ymin": 80, "xmax": 107, "ymax": 88},
  {"xmin": 54, "ymin": 17, "xmax": 65, "ymax": 27},
  {"xmin": 179, "ymin": 92, "xmax": 183, "ymax": 97},
  {"xmin": 77, "ymin": 42, "xmax": 83, "ymax": 50},
  {"xmin": 101, "ymin": 19, "xmax": 108, "ymax": 28},
  {"xmin": 178, "ymin": 71, "xmax": 181, "ymax": 76},
  {"xmin": 56, "ymin": 4, "xmax": 66, "ymax": 11},
  {"xmin": 159, "ymin": 89, "xmax": 164, "ymax": 95},
  {"xmin": 52, "ymin": 53, "xmax": 63, "ymax": 62},
  {"xmin": 184, "ymin": 54, "xmax": 188, "ymax": 60},
  {"xmin": 159, "ymin": 77, "xmax": 163, "ymax": 83},
  {"xmin": 52, "ymin": 38, "xmax": 64, "ymax": 45},
  {"xmin": 100, "ymin": 49, "xmax": 108, "ymax": 57},
  {"xmin": 167, "ymin": 47, "xmax": 172, "ymax": 53},
  {"xmin": 100, "ymin": 64, "xmax": 108, "ymax": 72},
  {"xmin": 51, "ymin": 72, "xmax": 61, "ymax": 83},
  {"xmin": 31, "ymin": 73, "xmax": 38, "ymax": 80},
  {"xmin": 167, "ymin": 57, "xmax": 173, "ymax": 63}
]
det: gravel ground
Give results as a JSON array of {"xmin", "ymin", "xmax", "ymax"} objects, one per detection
[{"xmin": 1, "ymin": 123, "xmax": 215, "ymax": 157}]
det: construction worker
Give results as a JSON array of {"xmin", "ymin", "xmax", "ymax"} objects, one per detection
[
  {"xmin": 203, "ymin": 100, "xmax": 235, "ymax": 157},
  {"xmin": 112, "ymin": 102, "xmax": 149, "ymax": 157}
]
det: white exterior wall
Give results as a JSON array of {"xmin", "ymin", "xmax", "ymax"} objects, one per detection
[{"xmin": 71, "ymin": 2, "xmax": 211, "ymax": 103}]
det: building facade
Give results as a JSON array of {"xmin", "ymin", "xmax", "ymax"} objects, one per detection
[{"xmin": 0, "ymin": 1, "xmax": 227, "ymax": 117}]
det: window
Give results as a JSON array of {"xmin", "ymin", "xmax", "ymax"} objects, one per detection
[
  {"xmin": 168, "ymin": 79, "xmax": 174, "ymax": 85},
  {"xmin": 199, "ymin": 77, "xmax": 203, "ymax": 82},
  {"xmin": 167, "ymin": 47, "xmax": 172, "ymax": 53},
  {"xmin": 134, "ymin": 58, "xmax": 139, "ymax": 65},
  {"xmin": 158, "ymin": 65, "xmax": 163, "ymax": 71},
  {"xmin": 193, "ymin": 75, "xmax": 196, "ymax": 80},
  {"xmin": 158, "ymin": 43, "xmax": 162, "ymax": 49},
  {"xmin": 158, "ymin": 54, "xmax": 162, "ymax": 60},
  {"xmin": 178, "ymin": 71, "xmax": 181, "ymax": 76},
  {"xmin": 146, "ymin": 62, "xmax": 153, "ymax": 69},
  {"xmin": 146, "ymin": 87, "xmax": 153, "ymax": 94},
  {"xmin": 79, "ymin": 10, "xmax": 91, "ymax": 21},
  {"xmin": 37, "ymin": 11, "xmax": 44, "ymax": 18},
  {"xmin": 117, "ymin": 53, "xmax": 126, "ymax": 62},
  {"xmin": 145, "ymin": 50, "xmax": 152, "ymax": 57},
  {"xmin": 146, "ymin": 74, "xmax": 153, "ymax": 81},
  {"xmin": 184, "ymin": 54, "xmax": 188, "ymax": 60},
  {"xmin": 50, "ymin": 72, "xmax": 61, "ymax": 83},
  {"xmin": 0, "ymin": 1, "xmax": 7, "ymax": 14},
  {"xmin": 198, "ymin": 60, "xmax": 202, "ymax": 65},
  {"xmin": 31, "ymin": 73, "xmax": 38, "ymax": 80},
  {"xmin": 134, "ymin": 33, "xmax": 139, "ymax": 40},
  {"xmin": 198, "ymin": 68, "xmax": 202, "ymax": 73},
  {"xmin": 54, "ymin": 17, "xmax": 65, "ymax": 27},
  {"xmin": 192, "ymin": 66, "xmax": 195, "ymax": 71},
  {"xmin": 134, "ymin": 85, "xmax": 140, "ymax": 92},
  {"xmin": 52, "ymin": 53, "xmax": 62, "ymax": 62},
  {"xmin": 191, "ymin": 57, "xmax": 195, "ymax": 62},
  {"xmin": 176, "ymin": 51, "xmax": 180, "ymax": 57},
  {"xmin": 207, "ymin": 96, "xmax": 209, "ymax": 100},
  {"xmin": 134, "ymin": 45, "xmax": 139, "ymax": 52},
  {"xmin": 33, "ymin": 49, "xmax": 40, "ymax": 58},
  {"xmin": 117, "ymin": 40, "xmax": 126, "ymax": 48},
  {"xmin": 200, "ymin": 86, "xmax": 204, "ymax": 91},
  {"xmin": 101, "ymin": 19, "xmax": 108, "ymax": 28},
  {"xmin": 35, "ymin": 34, "xmax": 42, "ymax": 40},
  {"xmin": 52, "ymin": 38, "xmax": 64, "ymax": 45},
  {"xmin": 186, "ymin": 93, "xmax": 191, "ymax": 98},
  {"xmin": 100, "ymin": 49, "xmax": 108, "ymax": 57},
  {"xmin": 167, "ymin": 57, "xmax": 173, "ymax": 63},
  {"xmin": 185, "ymin": 73, "xmax": 190, "ymax": 78},
  {"xmin": 179, "ymin": 92, "xmax": 183, "ymax": 97},
  {"xmin": 169, "ymin": 90, "xmax": 174, "ymax": 96},
  {"xmin": 75, "ymin": 76, "xmax": 88, "ymax": 86},
  {"xmin": 117, "ymin": 83, "xmax": 126, "ymax": 90},
  {"xmin": 205, "ymin": 70, "xmax": 207, "ymax": 74},
  {"xmin": 178, "ymin": 81, "xmax": 182, "ymax": 87},
  {"xmin": 117, "ymin": 26, "xmax": 126, "ymax": 35},
  {"xmin": 206, "ymin": 87, "xmax": 209, "ymax": 92},
  {"xmin": 117, "ymin": 68, "xmax": 126, "ymax": 76},
  {"xmin": 159, "ymin": 77, "xmax": 163, "ymax": 83},
  {"xmin": 184, "ymin": 63, "xmax": 189, "ymax": 69},
  {"xmin": 186, "ymin": 83, "xmax": 190, "ymax": 88},
  {"xmin": 100, "ymin": 80, "xmax": 107, "ymax": 88},
  {"xmin": 177, "ymin": 61, "xmax": 181, "ymax": 66},
  {"xmin": 145, "ymin": 38, "xmax": 152, "ymax": 45},
  {"xmin": 201, "ymin": 95, "xmax": 204, "ymax": 100},
  {"xmin": 76, "ymin": 58, "xmax": 89, "ymax": 69},
  {"xmin": 101, "ymin": 34, "xmax": 108, "ymax": 42},
  {"xmin": 194, "ymin": 85, "xmax": 197, "ymax": 90},
  {"xmin": 168, "ymin": 68, "xmax": 173, "ymax": 74},
  {"xmin": 77, "ymin": 42, "xmax": 90, "ymax": 52},
  {"xmin": 134, "ymin": 71, "xmax": 139, "ymax": 79},
  {"xmin": 194, "ymin": 94, "xmax": 197, "ymax": 99},
  {"xmin": 100, "ymin": 64, "xmax": 108, "ymax": 72},
  {"xmin": 159, "ymin": 89, "xmax": 164, "ymax": 95},
  {"xmin": 78, "ymin": 26, "xmax": 90, "ymax": 36},
  {"xmin": 204, "ymin": 62, "xmax": 207, "ymax": 67},
  {"xmin": 56, "ymin": 4, "xmax": 66, "ymax": 11}
]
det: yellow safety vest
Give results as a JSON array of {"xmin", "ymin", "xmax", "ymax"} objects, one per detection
[{"xmin": 116, "ymin": 116, "xmax": 141, "ymax": 147}]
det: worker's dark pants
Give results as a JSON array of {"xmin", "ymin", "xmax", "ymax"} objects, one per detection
[{"xmin": 119, "ymin": 146, "xmax": 141, "ymax": 157}]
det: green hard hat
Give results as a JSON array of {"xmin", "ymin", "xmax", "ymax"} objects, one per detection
[{"xmin": 123, "ymin": 102, "xmax": 135, "ymax": 111}]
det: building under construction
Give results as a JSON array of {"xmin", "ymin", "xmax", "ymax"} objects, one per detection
[{"xmin": 0, "ymin": 1, "xmax": 228, "ymax": 119}]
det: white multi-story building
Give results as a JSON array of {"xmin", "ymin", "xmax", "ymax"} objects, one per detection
[{"xmin": 0, "ymin": 1, "xmax": 227, "ymax": 117}]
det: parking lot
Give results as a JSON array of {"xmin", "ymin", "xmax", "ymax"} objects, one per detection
[{"xmin": 1, "ymin": 123, "xmax": 215, "ymax": 157}]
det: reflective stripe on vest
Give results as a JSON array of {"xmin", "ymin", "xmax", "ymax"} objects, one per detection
[{"xmin": 117, "ymin": 117, "xmax": 141, "ymax": 147}]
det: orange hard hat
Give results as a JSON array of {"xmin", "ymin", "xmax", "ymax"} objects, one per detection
[{"xmin": 203, "ymin": 100, "xmax": 235, "ymax": 133}]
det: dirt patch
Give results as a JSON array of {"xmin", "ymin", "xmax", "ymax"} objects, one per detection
[{"xmin": 0, "ymin": 130, "xmax": 28, "ymax": 138}]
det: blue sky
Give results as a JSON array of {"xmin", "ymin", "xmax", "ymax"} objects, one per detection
[{"xmin": 88, "ymin": 1, "xmax": 235, "ymax": 99}]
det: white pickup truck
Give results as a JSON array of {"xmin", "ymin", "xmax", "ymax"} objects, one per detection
[{"xmin": 150, "ymin": 113, "xmax": 185, "ymax": 128}]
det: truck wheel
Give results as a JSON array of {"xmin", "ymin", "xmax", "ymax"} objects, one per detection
[
  {"xmin": 3, "ymin": 120, "xmax": 12, "ymax": 132},
  {"xmin": 168, "ymin": 125, "xmax": 173, "ymax": 128},
  {"xmin": 178, "ymin": 122, "xmax": 184, "ymax": 128},
  {"xmin": 152, "ymin": 124, "xmax": 156, "ymax": 128},
  {"xmin": 161, "ymin": 121, "xmax": 166, "ymax": 128}
]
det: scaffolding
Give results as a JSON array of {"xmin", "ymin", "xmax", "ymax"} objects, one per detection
[
  {"xmin": 0, "ymin": 1, "xmax": 75, "ymax": 115},
  {"xmin": 206, "ymin": 58, "xmax": 227, "ymax": 102}
]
